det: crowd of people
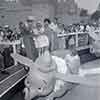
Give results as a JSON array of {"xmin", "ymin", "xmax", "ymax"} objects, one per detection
[
  {"xmin": 0, "ymin": 25, "xmax": 21, "ymax": 42},
  {"xmin": 0, "ymin": 15, "xmax": 100, "ymax": 74}
]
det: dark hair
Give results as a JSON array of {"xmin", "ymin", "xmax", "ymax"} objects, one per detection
[
  {"xmin": 70, "ymin": 48, "xmax": 78, "ymax": 56},
  {"xmin": 54, "ymin": 17, "xmax": 58, "ymax": 21},
  {"xmin": 44, "ymin": 18, "xmax": 51, "ymax": 24}
]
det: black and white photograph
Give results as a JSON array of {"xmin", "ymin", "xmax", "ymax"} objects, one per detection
[{"xmin": 0, "ymin": 0, "xmax": 100, "ymax": 100}]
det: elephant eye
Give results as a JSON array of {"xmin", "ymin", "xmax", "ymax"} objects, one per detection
[{"xmin": 38, "ymin": 88, "xmax": 41, "ymax": 90}]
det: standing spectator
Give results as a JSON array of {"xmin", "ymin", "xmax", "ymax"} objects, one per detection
[
  {"xmin": 34, "ymin": 21, "xmax": 49, "ymax": 56},
  {"xmin": 49, "ymin": 17, "xmax": 59, "ymax": 33},
  {"xmin": 44, "ymin": 18, "xmax": 54, "ymax": 51},
  {"xmin": 49, "ymin": 17, "xmax": 60, "ymax": 50},
  {"xmin": 58, "ymin": 24, "xmax": 66, "ymax": 49},
  {"xmin": 19, "ymin": 16, "xmax": 38, "ymax": 61}
]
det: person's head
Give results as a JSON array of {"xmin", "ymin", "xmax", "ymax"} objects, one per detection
[
  {"xmin": 19, "ymin": 21, "xmax": 27, "ymax": 33},
  {"xmin": 19, "ymin": 21, "xmax": 25, "ymax": 29},
  {"xmin": 26, "ymin": 16, "xmax": 35, "ymax": 29},
  {"xmin": 36, "ymin": 21, "xmax": 42, "ymax": 31},
  {"xmin": 53, "ymin": 17, "xmax": 58, "ymax": 24},
  {"xmin": 44, "ymin": 18, "xmax": 51, "ymax": 28},
  {"xmin": 69, "ymin": 47, "xmax": 78, "ymax": 56}
]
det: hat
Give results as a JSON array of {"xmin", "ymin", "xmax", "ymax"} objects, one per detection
[{"xmin": 26, "ymin": 16, "xmax": 35, "ymax": 21}]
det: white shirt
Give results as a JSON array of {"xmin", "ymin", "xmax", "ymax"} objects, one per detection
[
  {"xmin": 49, "ymin": 23, "xmax": 58, "ymax": 32},
  {"xmin": 86, "ymin": 25, "xmax": 91, "ymax": 32},
  {"xmin": 80, "ymin": 25, "xmax": 84, "ymax": 32},
  {"xmin": 49, "ymin": 22, "xmax": 61, "ymax": 33}
]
